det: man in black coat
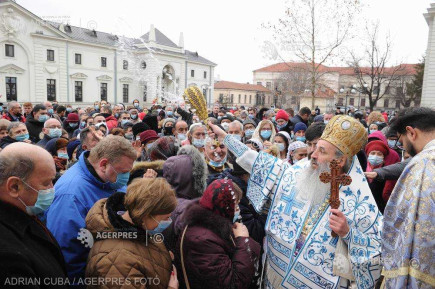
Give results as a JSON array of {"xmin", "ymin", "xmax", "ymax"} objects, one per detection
[
  {"xmin": 25, "ymin": 104, "xmax": 49, "ymax": 144},
  {"xmin": 0, "ymin": 143, "xmax": 68, "ymax": 288},
  {"xmin": 290, "ymin": 106, "xmax": 311, "ymax": 127}
]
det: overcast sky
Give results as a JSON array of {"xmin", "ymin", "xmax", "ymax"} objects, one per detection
[{"xmin": 17, "ymin": 0, "xmax": 433, "ymax": 83}]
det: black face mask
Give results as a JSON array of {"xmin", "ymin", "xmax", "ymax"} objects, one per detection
[{"xmin": 164, "ymin": 126, "xmax": 173, "ymax": 136}]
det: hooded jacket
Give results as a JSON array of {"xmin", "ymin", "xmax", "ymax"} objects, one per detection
[
  {"xmin": 25, "ymin": 113, "xmax": 44, "ymax": 143},
  {"xmin": 46, "ymin": 151, "xmax": 127, "ymax": 284},
  {"xmin": 162, "ymin": 145, "xmax": 207, "ymax": 251},
  {"xmin": 85, "ymin": 193, "xmax": 172, "ymax": 289},
  {"xmin": 174, "ymin": 201, "xmax": 261, "ymax": 289}
]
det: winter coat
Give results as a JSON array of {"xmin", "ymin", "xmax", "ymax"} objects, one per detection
[
  {"xmin": 37, "ymin": 134, "xmax": 55, "ymax": 147},
  {"xmin": 374, "ymin": 158, "xmax": 411, "ymax": 181},
  {"xmin": 2, "ymin": 111, "xmax": 26, "ymax": 122},
  {"xmin": 176, "ymin": 107, "xmax": 193, "ymax": 126},
  {"xmin": 25, "ymin": 113, "xmax": 44, "ymax": 143},
  {"xmin": 0, "ymin": 201, "xmax": 68, "ymax": 288},
  {"xmin": 0, "ymin": 135, "xmax": 18, "ymax": 149},
  {"xmin": 174, "ymin": 202, "xmax": 261, "ymax": 289},
  {"xmin": 290, "ymin": 114, "xmax": 307, "ymax": 127},
  {"xmin": 105, "ymin": 115, "xmax": 118, "ymax": 131},
  {"xmin": 85, "ymin": 193, "xmax": 172, "ymax": 289},
  {"xmin": 46, "ymin": 151, "xmax": 127, "ymax": 284}
]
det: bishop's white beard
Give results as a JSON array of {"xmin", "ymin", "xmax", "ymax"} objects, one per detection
[{"xmin": 295, "ymin": 162, "xmax": 331, "ymax": 210}]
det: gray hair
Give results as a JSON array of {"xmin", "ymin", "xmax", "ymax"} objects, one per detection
[
  {"xmin": 229, "ymin": 120, "xmax": 243, "ymax": 131},
  {"xmin": 7, "ymin": 122, "xmax": 25, "ymax": 133},
  {"xmin": 335, "ymin": 148, "xmax": 352, "ymax": 173},
  {"xmin": 264, "ymin": 109, "xmax": 275, "ymax": 118},
  {"xmin": 0, "ymin": 154, "xmax": 34, "ymax": 185},
  {"xmin": 189, "ymin": 123, "xmax": 207, "ymax": 134},
  {"xmin": 8, "ymin": 101, "xmax": 19, "ymax": 111}
]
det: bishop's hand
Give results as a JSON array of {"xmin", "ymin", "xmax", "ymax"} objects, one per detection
[
  {"xmin": 207, "ymin": 121, "xmax": 227, "ymax": 140},
  {"xmin": 329, "ymin": 209, "xmax": 349, "ymax": 238}
]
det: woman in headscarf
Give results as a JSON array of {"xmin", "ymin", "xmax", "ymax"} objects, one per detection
[{"xmin": 174, "ymin": 179, "xmax": 260, "ymax": 289}]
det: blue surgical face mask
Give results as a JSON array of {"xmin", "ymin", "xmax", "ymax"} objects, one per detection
[
  {"xmin": 166, "ymin": 111, "xmax": 173, "ymax": 117},
  {"xmin": 121, "ymin": 119, "xmax": 130, "ymax": 126},
  {"xmin": 193, "ymin": 138, "xmax": 205, "ymax": 148},
  {"xmin": 15, "ymin": 133, "xmax": 29, "ymax": 142},
  {"xmin": 277, "ymin": 122, "xmax": 288, "ymax": 130},
  {"xmin": 271, "ymin": 117, "xmax": 276, "ymax": 123},
  {"xmin": 217, "ymin": 116, "xmax": 222, "ymax": 121},
  {"xmin": 177, "ymin": 133, "xmax": 187, "ymax": 141},
  {"xmin": 233, "ymin": 210, "xmax": 240, "ymax": 223},
  {"xmin": 296, "ymin": 136, "xmax": 306, "ymax": 143},
  {"xmin": 290, "ymin": 132, "xmax": 294, "ymax": 139},
  {"xmin": 39, "ymin": 114, "xmax": 49, "ymax": 123},
  {"xmin": 231, "ymin": 134, "xmax": 242, "ymax": 142},
  {"xmin": 387, "ymin": 140, "xmax": 397, "ymax": 149},
  {"xmin": 368, "ymin": 155, "xmax": 384, "ymax": 167},
  {"xmin": 48, "ymin": 108, "xmax": 54, "ymax": 114},
  {"xmin": 66, "ymin": 108, "xmax": 72, "ymax": 112},
  {"xmin": 109, "ymin": 164, "xmax": 130, "ymax": 190},
  {"xmin": 69, "ymin": 122, "xmax": 78, "ymax": 128},
  {"xmin": 94, "ymin": 105, "xmax": 99, "ymax": 110},
  {"xmin": 18, "ymin": 181, "xmax": 55, "ymax": 215},
  {"xmin": 275, "ymin": 143, "xmax": 285, "ymax": 152},
  {"xmin": 80, "ymin": 121, "xmax": 86, "ymax": 129},
  {"xmin": 134, "ymin": 103, "xmax": 139, "ymax": 108},
  {"xmin": 48, "ymin": 128, "xmax": 62, "ymax": 138},
  {"xmin": 260, "ymin": 130, "xmax": 272, "ymax": 140},
  {"xmin": 114, "ymin": 113, "xmax": 120, "ymax": 119},
  {"xmin": 131, "ymin": 114, "xmax": 138, "ymax": 120},
  {"xmin": 148, "ymin": 216, "xmax": 172, "ymax": 234},
  {"xmin": 208, "ymin": 156, "xmax": 227, "ymax": 168},
  {"xmin": 369, "ymin": 130, "xmax": 377, "ymax": 135},
  {"xmin": 57, "ymin": 152, "xmax": 69, "ymax": 159},
  {"xmin": 244, "ymin": 129, "xmax": 254, "ymax": 138},
  {"xmin": 146, "ymin": 143, "xmax": 154, "ymax": 150},
  {"xmin": 324, "ymin": 120, "xmax": 329, "ymax": 125},
  {"xmin": 125, "ymin": 133, "xmax": 133, "ymax": 140},
  {"xmin": 249, "ymin": 114, "xmax": 255, "ymax": 119}
]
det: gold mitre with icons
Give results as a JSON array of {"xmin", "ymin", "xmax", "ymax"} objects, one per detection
[
  {"xmin": 320, "ymin": 115, "xmax": 367, "ymax": 159},
  {"xmin": 183, "ymin": 86, "xmax": 208, "ymax": 122}
]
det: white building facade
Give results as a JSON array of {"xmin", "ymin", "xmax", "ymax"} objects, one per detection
[{"xmin": 0, "ymin": 0, "xmax": 216, "ymax": 106}]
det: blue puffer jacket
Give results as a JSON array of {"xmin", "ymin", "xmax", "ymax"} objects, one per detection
[{"xmin": 46, "ymin": 151, "xmax": 126, "ymax": 285}]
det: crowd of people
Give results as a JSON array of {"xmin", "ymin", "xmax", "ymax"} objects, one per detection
[{"xmin": 0, "ymin": 98, "xmax": 433, "ymax": 289}]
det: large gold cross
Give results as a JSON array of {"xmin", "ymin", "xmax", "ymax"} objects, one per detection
[{"xmin": 319, "ymin": 159, "xmax": 352, "ymax": 237}]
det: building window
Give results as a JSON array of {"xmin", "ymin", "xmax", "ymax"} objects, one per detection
[
  {"xmin": 338, "ymin": 98, "xmax": 344, "ymax": 105},
  {"xmin": 360, "ymin": 98, "xmax": 366, "ymax": 107},
  {"xmin": 100, "ymin": 83, "xmax": 107, "ymax": 101},
  {"xmin": 384, "ymin": 98, "xmax": 389, "ymax": 108},
  {"xmin": 47, "ymin": 49, "xmax": 55, "ymax": 61},
  {"xmin": 384, "ymin": 86, "xmax": 390, "ymax": 94},
  {"xmin": 101, "ymin": 57, "xmax": 107, "ymax": 67},
  {"xmin": 123, "ymin": 60, "xmax": 128, "ymax": 70},
  {"xmin": 266, "ymin": 82, "xmax": 271, "ymax": 89},
  {"xmin": 249, "ymin": 95, "xmax": 252, "ymax": 104},
  {"xmin": 203, "ymin": 88, "xmax": 207, "ymax": 98},
  {"xmin": 6, "ymin": 77, "xmax": 17, "ymax": 101},
  {"xmin": 396, "ymin": 86, "xmax": 404, "ymax": 96},
  {"xmin": 191, "ymin": 70, "xmax": 194, "ymax": 77},
  {"xmin": 219, "ymin": 93, "xmax": 224, "ymax": 103},
  {"xmin": 238, "ymin": 95, "xmax": 241, "ymax": 103},
  {"xmin": 123, "ymin": 84, "xmax": 129, "ymax": 103},
  {"xmin": 75, "ymin": 81, "xmax": 83, "ymax": 102},
  {"xmin": 349, "ymin": 98, "xmax": 354, "ymax": 106},
  {"xmin": 141, "ymin": 61, "xmax": 146, "ymax": 69},
  {"xmin": 395, "ymin": 99, "xmax": 401, "ymax": 109},
  {"xmin": 47, "ymin": 79, "xmax": 56, "ymax": 101},
  {"xmin": 143, "ymin": 83, "xmax": 147, "ymax": 102},
  {"xmin": 231, "ymin": 94, "xmax": 234, "ymax": 104},
  {"xmin": 374, "ymin": 86, "xmax": 380, "ymax": 95},
  {"xmin": 5, "ymin": 44, "xmax": 14, "ymax": 57},
  {"xmin": 257, "ymin": 82, "xmax": 262, "ymax": 86},
  {"xmin": 75, "ymin": 53, "xmax": 81, "ymax": 64},
  {"xmin": 244, "ymin": 95, "xmax": 247, "ymax": 103}
]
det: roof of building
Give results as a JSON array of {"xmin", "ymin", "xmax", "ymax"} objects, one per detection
[
  {"xmin": 254, "ymin": 62, "xmax": 417, "ymax": 76},
  {"xmin": 138, "ymin": 28, "xmax": 179, "ymax": 48},
  {"xmin": 214, "ymin": 81, "xmax": 271, "ymax": 92},
  {"xmin": 185, "ymin": 50, "xmax": 216, "ymax": 66}
]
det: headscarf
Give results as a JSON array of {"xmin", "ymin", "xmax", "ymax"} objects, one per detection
[
  {"xmin": 252, "ymin": 120, "xmax": 276, "ymax": 143},
  {"xmin": 199, "ymin": 179, "xmax": 240, "ymax": 221}
]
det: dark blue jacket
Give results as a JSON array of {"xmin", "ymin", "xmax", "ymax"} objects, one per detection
[{"xmin": 46, "ymin": 151, "xmax": 126, "ymax": 284}]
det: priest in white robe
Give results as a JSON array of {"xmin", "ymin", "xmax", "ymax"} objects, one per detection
[{"xmin": 209, "ymin": 115, "xmax": 382, "ymax": 289}]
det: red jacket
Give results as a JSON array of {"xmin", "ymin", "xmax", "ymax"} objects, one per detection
[
  {"xmin": 105, "ymin": 115, "xmax": 118, "ymax": 131},
  {"xmin": 3, "ymin": 112, "xmax": 26, "ymax": 123}
]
